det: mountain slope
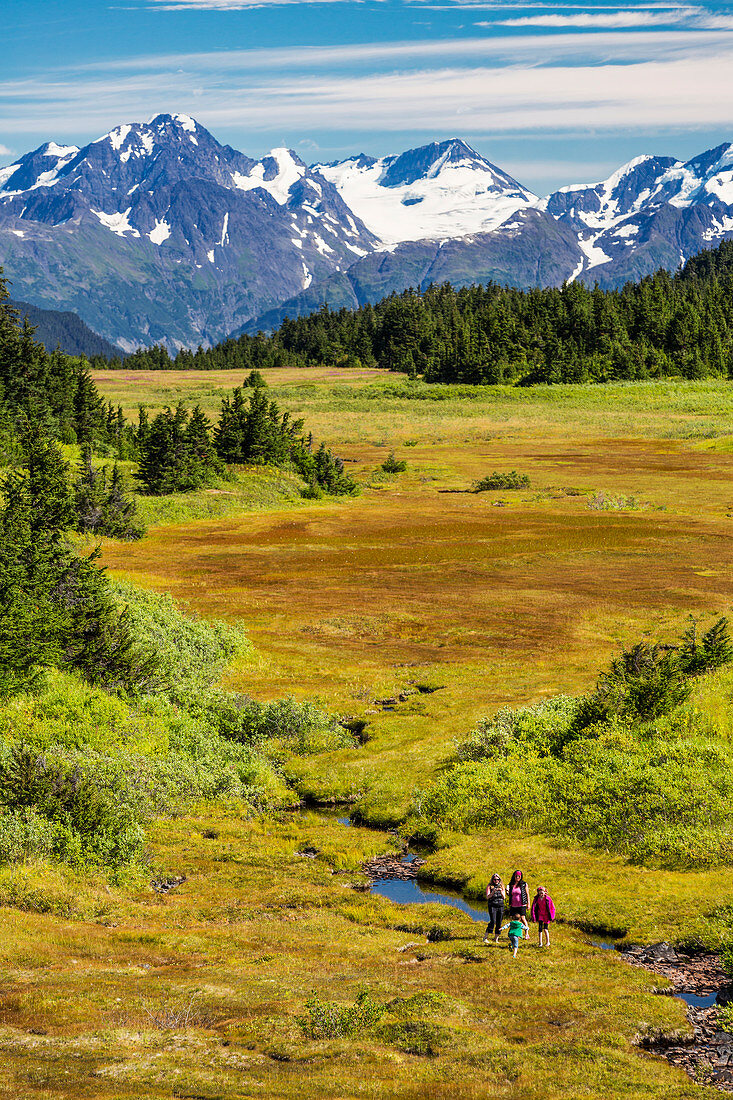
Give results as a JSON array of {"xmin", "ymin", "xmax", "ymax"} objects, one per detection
[
  {"xmin": 0, "ymin": 114, "xmax": 376, "ymax": 351},
  {"xmin": 5, "ymin": 118, "xmax": 733, "ymax": 350},
  {"xmin": 541, "ymin": 144, "xmax": 733, "ymax": 286},
  {"xmin": 246, "ymin": 143, "xmax": 733, "ymax": 331},
  {"xmin": 314, "ymin": 139, "xmax": 536, "ymax": 245},
  {"xmin": 243, "ymin": 209, "xmax": 582, "ymax": 334},
  {"xmin": 8, "ymin": 300, "xmax": 124, "ymax": 358}
]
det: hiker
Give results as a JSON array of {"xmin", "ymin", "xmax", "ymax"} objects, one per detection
[
  {"xmin": 507, "ymin": 914, "xmax": 525, "ymax": 959},
  {"xmin": 507, "ymin": 869, "xmax": 530, "ymax": 938},
  {"xmin": 530, "ymin": 885, "xmax": 556, "ymax": 948},
  {"xmin": 483, "ymin": 873, "xmax": 505, "ymax": 944}
]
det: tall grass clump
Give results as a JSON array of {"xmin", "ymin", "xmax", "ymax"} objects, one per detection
[{"xmin": 474, "ymin": 470, "xmax": 530, "ymax": 491}]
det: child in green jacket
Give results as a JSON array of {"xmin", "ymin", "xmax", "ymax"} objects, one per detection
[{"xmin": 507, "ymin": 917, "xmax": 524, "ymax": 958}]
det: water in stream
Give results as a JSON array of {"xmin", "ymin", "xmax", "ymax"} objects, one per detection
[
  {"xmin": 327, "ymin": 811, "xmax": 721, "ymax": 1008},
  {"xmin": 370, "ymin": 875, "xmax": 491, "ymax": 925}
]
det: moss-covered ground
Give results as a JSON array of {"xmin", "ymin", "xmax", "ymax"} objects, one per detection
[{"xmin": 0, "ymin": 810, "xmax": 720, "ymax": 1099}]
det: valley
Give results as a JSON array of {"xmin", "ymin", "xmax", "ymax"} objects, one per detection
[
  {"xmin": 5, "ymin": 2, "xmax": 733, "ymax": 1096},
  {"xmin": 1, "ymin": 367, "xmax": 732, "ymax": 1097}
]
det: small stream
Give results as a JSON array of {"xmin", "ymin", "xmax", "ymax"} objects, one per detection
[
  {"xmin": 322, "ymin": 810, "xmax": 733, "ymax": 1088},
  {"xmin": 334, "ymin": 813, "xmax": 726, "ymax": 1014},
  {"xmin": 371, "ymin": 875, "xmax": 491, "ymax": 924}
]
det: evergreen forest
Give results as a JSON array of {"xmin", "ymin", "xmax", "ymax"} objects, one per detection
[{"xmin": 96, "ymin": 240, "xmax": 733, "ymax": 384}]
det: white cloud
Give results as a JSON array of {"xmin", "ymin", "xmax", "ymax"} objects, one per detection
[
  {"xmin": 494, "ymin": 10, "xmax": 697, "ymax": 28},
  {"xmin": 145, "ymin": 0, "xmax": 347, "ymax": 6},
  {"xmin": 4, "ymin": 46, "xmax": 733, "ymax": 140},
  {"xmin": 60, "ymin": 26, "xmax": 733, "ymax": 74},
  {"xmin": 0, "ymin": 144, "xmax": 13, "ymax": 157},
  {"xmin": 3, "ymin": 24, "xmax": 733, "ymax": 151}
]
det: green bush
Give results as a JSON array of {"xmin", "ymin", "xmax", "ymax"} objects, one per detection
[
  {"xmin": 413, "ymin": 639, "xmax": 733, "ymax": 868},
  {"xmin": 112, "ymin": 581, "xmax": 251, "ymax": 702},
  {"xmin": 679, "ymin": 616, "xmax": 733, "ymax": 676},
  {"xmin": 474, "ymin": 470, "xmax": 530, "ymax": 491},
  {"xmin": 575, "ymin": 618, "xmax": 732, "ymax": 730},
  {"xmin": 457, "ymin": 696, "xmax": 580, "ymax": 760},
  {"xmin": 375, "ymin": 1021, "xmax": 451, "ymax": 1057},
  {"xmin": 297, "ymin": 991, "xmax": 386, "ymax": 1039},
  {"xmin": 381, "ymin": 452, "xmax": 407, "ymax": 473},
  {"xmin": 194, "ymin": 692, "xmax": 352, "ymax": 755},
  {"xmin": 416, "ymin": 754, "xmax": 552, "ymax": 834},
  {"xmin": 0, "ymin": 671, "xmax": 291, "ymax": 871},
  {"xmin": 0, "ymin": 808, "xmax": 56, "ymax": 863}
]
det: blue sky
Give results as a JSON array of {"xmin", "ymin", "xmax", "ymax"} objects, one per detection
[{"xmin": 4, "ymin": 0, "xmax": 733, "ymax": 194}]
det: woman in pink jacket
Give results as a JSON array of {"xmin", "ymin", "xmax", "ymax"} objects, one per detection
[{"xmin": 530, "ymin": 885, "xmax": 556, "ymax": 948}]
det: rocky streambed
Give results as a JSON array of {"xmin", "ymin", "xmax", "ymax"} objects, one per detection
[{"xmin": 625, "ymin": 942, "xmax": 733, "ymax": 1089}]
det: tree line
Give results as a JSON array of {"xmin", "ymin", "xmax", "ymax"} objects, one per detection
[
  {"xmin": 1, "ymin": 270, "xmax": 355, "ymax": 515},
  {"xmin": 136, "ymin": 386, "xmax": 356, "ymax": 496},
  {"xmin": 96, "ymin": 239, "xmax": 733, "ymax": 384}
]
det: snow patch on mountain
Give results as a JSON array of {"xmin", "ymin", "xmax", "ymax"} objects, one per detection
[
  {"xmin": 44, "ymin": 143, "xmax": 78, "ymax": 159},
  {"xmin": 149, "ymin": 218, "xmax": 171, "ymax": 245},
  {"xmin": 174, "ymin": 114, "xmax": 197, "ymax": 133},
  {"xmin": 232, "ymin": 148, "xmax": 306, "ymax": 205},
  {"xmin": 577, "ymin": 235, "xmax": 611, "ymax": 270},
  {"xmin": 108, "ymin": 125, "xmax": 131, "ymax": 152},
  {"xmin": 93, "ymin": 208, "xmax": 139, "ymax": 237},
  {"xmin": 315, "ymin": 139, "xmax": 536, "ymax": 246}
]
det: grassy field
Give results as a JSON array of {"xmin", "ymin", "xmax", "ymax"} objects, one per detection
[
  {"xmin": 96, "ymin": 370, "xmax": 733, "ymax": 821},
  {"xmin": 2, "ymin": 367, "xmax": 728, "ymax": 1098},
  {"xmin": 0, "ymin": 810, "xmax": 720, "ymax": 1100}
]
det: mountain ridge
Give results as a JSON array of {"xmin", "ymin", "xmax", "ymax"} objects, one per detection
[{"xmin": 4, "ymin": 116, "xmax": 733, "ymax": 349}]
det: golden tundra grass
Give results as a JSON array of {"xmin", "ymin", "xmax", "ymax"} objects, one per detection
[
  {"xmin": 0, "ymin": 811, "xmax": 718, "ymax": 1099},
  {"xmin": 0, "ymin": 367, "xmax": 720, "ymax": 1098},
  {"xmin": 97, "ymin": 370, "xmax": 733, "ymax": 819}
]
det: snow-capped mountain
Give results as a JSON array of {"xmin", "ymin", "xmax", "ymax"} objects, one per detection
[
  {"xmin": 4, "ymin": 116, "xmax": 733, "ymax": 349},
  {"xmin": 0, "ymin": 114, "xmax": 376, "ymax": 350},
  {"xmin": 541, "ymin": 144, "xmax": 733, "ymax": 284},
  {"xmin": 244, "ymin": 140, "xmax": 733, "ymax": 333},
  {"xmin": 315, "ymin": 139, "xmax": 536, "ymax": 246}
]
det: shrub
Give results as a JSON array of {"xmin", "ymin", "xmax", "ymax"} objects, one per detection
[
  {"xmin": 0, "ymin": 671, "xmax": 291, "ymax": 871},
  {"xmin": 457, "ymin": 696, "xmax": 580, "ymax": 760},
  {"xmin": 416, "ymin": 755, "xmax": 552, "ymax": 834},
  {"xmin": 575, "ymin": 642, "xmax": 692, "ymax": 728},
  {"xmin": 301, "ymin": 480, "xmax": 324, "ymax": 500},
  {"xmin": 297, "ymin": 991, "xmax": 386, "ymax": 1039},
  {"xmin": 111, "ymin": 581, "xmax": 250, "ymax": 702},
  {"xmin": 375, "ymin": 1021, "xmax": 451, "ymax": 1057},
  {"xmin": 474, "ymin": 470, "xmax": 530, "ymax": 491},
  {"xmin": 548, "ymin": 737, "xmax": 733, "ymax": 866},
  {"xmin": 210, "ymin": 696, "xmax": 355, "ymax": 756},
  {"xmin": 381, "ymin": 452, "xmax": 407, "ymax": 473},
  {"xmin": 0, "ymin": 808, "xmax": 56, "ymax": 863},
  {"xmin": 587, "ymin": 492, "xmax": 644, "ymax": 511}
]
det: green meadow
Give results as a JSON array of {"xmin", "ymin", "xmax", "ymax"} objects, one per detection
[{"xmin": 1, "ymin": 367, "xmax": 732, "ymax": 1098}]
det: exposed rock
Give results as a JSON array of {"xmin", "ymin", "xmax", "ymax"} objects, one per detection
[
  {"xmin": 622, "ymin": 945, "xmax": 733, "ymax": 1091},
  {"xmin": 362, "ymin": 853, "xmax": 426, "ymax": 880},
  {"xmin": 151, "ymin": 874, "xmax": 186, "ymax": 894}
]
